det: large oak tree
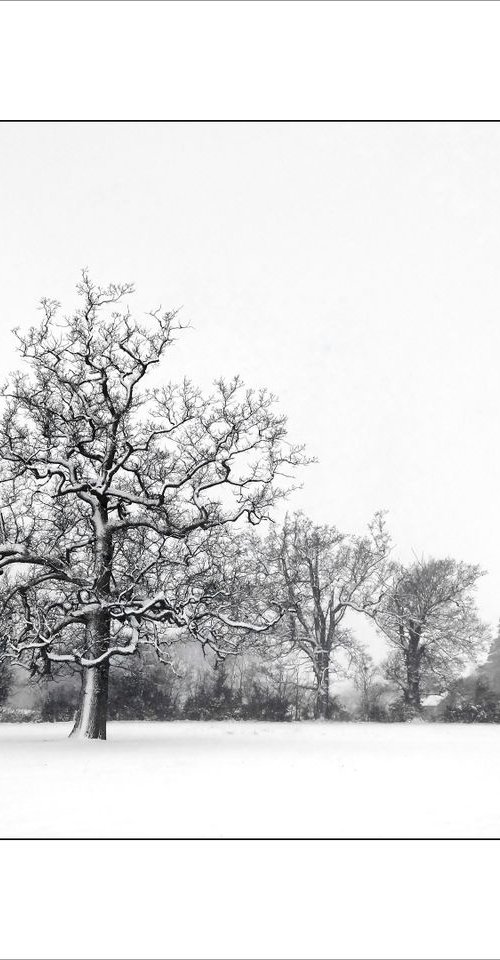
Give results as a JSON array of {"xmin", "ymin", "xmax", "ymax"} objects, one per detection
[{"xmin": 0, "ymin": 274, "xmax": 304, "ymax": 738}]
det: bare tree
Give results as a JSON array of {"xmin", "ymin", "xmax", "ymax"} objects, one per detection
[
  {"xmin": 377, "ymin": 557, "xmax": 489, "ymax": 712},
  {"xmin": 352, "ymin": 644, "xmax": 387, "ymax": 720},
  {"xmin": 0, "ymin": 273, "xmax": 305, "ymax": 738},
  {"xmin": 261, "ymin": 512, "xmax": 390, "ymax": 718}
]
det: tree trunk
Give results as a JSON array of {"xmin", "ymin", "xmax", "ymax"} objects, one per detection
[
  {"xmin": 71, "ymin": 507, "xmax": 113, "ymax": 740},
  {"xmin": 404, "ymin": 626, "xmax": 422, "ymax": 713},
  {"xmin": 70, "ymin": 660, "xmax": 109, "ymax": 740},
  {"xmin": 314, "ymin": 651, "xmax": 330, "ymax": 719},
  {"xmin": 405, "ymin": 681, "xmax": 421, "ymax": 711},
  {"xmin": 405, "ymin": 652, "xmax": 421, "ymax": 711}
]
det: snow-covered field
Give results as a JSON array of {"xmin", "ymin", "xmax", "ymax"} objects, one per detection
[{"xmin": 0, "ymin": 720, "xmax": 499, "ymax": 838}]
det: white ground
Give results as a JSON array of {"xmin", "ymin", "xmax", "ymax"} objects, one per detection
[{"xmin": 0, "ymin": 720, "xmax": 499, "ymax": 838}]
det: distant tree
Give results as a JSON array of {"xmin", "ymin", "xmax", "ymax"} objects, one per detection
[
  {"xmin": 183, "ymin": 662, "xmax": 242, "ymax": 720},
  {"xmin": 440, "ymin": 675, "xmax": 500, "ymax": 723},
  {"xmin": 377, "ymin": 558, "xmax": 488, "ymax": 713},
  {"xmin": 0, "ymin": 274, "xmax": 305, "ymax": 738},
  {"xmin": 249, "ymin": 660, "xmax": 304, "ymax": 720},
  {"xmin": 38, "ymin": 674, "xmax": 79, "ymax": 722},
  {"xmin": 108, "ymin": 650, "xmax": 181, "ymax": 720},
  {"xmin": 478, "ymin": 619, "xmax": 500, "ymax": 695},
  {"xmin": 438, "ymin": 623, "xmax": 500, "ymax": 723},
  {"xmin": 261, "ymin": 512, "xmax": 390, "ymax": 718},
  {"xmin": 242, "ymin": 682, "xmax": 292, "ymax": 721},
  {"xmin": 352, "ymin": 645, "xmax": 388, "ymax": 720}
]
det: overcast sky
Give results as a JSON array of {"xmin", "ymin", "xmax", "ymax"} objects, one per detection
[{"xmin": 1, "ymin": 121, "xmax": 499, "ymax": 658}]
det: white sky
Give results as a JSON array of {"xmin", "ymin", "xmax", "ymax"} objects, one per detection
[{"xmin": 1, "ymin": 121, "xmax": 499, "ymax": 658}]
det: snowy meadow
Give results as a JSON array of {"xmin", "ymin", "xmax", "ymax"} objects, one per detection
[{"xmin": 1, "ymin": 719, "xmax": 499, "ymax": 839}]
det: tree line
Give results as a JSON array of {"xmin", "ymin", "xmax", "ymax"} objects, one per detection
[{"xmin": 0, "ymin": 275, "xmax": 491, "ymax": 737}]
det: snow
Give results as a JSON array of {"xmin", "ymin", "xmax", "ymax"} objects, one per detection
[
  {"xmin": 421, "ymin": 694, "xmax": 444, "ymax": 707},
  {"xmin": 0, "ymin": 720, "xmax": 499, "ymax": 838}
]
